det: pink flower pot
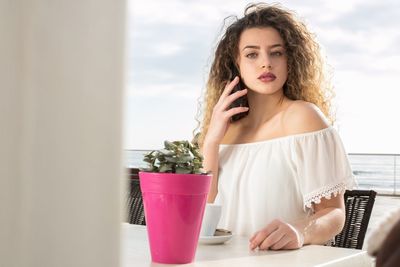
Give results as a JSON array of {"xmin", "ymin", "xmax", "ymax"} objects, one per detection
[{"xmin": 139, "ymin": 172, "xmax": 212, "ymax": 264}]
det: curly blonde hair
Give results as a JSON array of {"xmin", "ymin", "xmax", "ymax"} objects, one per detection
[{"xmin": 195, "ymin": 3, "xmax": 334, "ymax": 147}]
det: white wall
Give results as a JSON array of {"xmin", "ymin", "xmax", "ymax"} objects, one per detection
[{"xmin": 0, "ymin": 1, "xmax": 126, "ymax": 266}]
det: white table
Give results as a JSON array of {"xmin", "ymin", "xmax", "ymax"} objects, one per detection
[{"xmin": 122, "ymin": 224, "xmax": 374, "ymax": 267}]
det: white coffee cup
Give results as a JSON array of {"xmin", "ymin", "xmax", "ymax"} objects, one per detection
[{"xmin": 200, "ymin": 203, "xmax": 222, "ymax": 237}]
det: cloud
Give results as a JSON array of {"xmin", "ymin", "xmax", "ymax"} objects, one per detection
[
  {"xmin": 316, "ymin": 27, "xmax": 400, "ymax": 74},
  {"xmin": 126, "ymin": 82, "xmax": 202, "ymax": 99},
  {"xmin": 303, "ymin": 0, "xmax": 400, "ymax": 76},
  {"xmin": 126, "ymin": 0, "xmax": 400, "ymax": 151},
  {"xmin": 152, "ymin": 42, "xmax": 184, "ymax": 56},
  {"xmin": 128, "ymin": 0, "xmax": 235, "ymax": 27},
  {"xmin": 331, "ymin": 0, "xmax": 400, "ymax": 31}
]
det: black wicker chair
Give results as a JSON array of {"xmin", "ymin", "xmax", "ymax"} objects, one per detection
[
  {"xmin": 126, "ymin": 168, "xmax": 146, "ymax": 225},
  {"xmin": 333, "ymin": 189, "xmax": 377, "ymax": 249}
]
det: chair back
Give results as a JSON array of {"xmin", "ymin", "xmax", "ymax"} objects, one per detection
[
  {"xmin": 126, "ymin": 168, "xmax": 146, "ymax": 225},
  {"xmin": 334, "ymin": 189, "xmax": 377, "ymax": 249}
]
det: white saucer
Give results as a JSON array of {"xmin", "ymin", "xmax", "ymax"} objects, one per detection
[{"xmin": 198, "ymin": 229, "xmax": 233, "ymax": 245}]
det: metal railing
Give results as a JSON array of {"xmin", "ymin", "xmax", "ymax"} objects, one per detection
[
  {"xmin": 348, "ymin": 153, "xmax": 399, "ymax": 196},
  {"xmin": 126, "ymin": 150, "xmax": 400, "ymax": 196},
  {"xmin": 125, "ymin": 149, "xmax": 151, "ymax": 169}
]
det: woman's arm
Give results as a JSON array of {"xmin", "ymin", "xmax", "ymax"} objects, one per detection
[
  {"xmin": 201, "ymin": 77, "xmax": 249, "ymax": 203},
  {"xmin": 294, "ymin": 194, "xmax": 345, "ymax": 245},
  {"xmin": 201, "ymin": 140, "xmax": 220, "ymax": 202},
  {"xmin": 249, "ymin": 194, "xmax": 345, "ymax": 250}
]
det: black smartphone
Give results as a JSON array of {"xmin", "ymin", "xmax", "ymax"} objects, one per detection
[{"xmin": 229, "ymin": 65, "xmax": 249, "ymax": 122}]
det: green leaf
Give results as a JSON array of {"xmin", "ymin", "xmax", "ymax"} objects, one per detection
[
  {"xmin": 159, "ymin": 163, "xmax": 173, "ymax": 173},
  {"xmin": 141, "ymin": 140, "xmax": 205, "ymax": 174},
  {"xmin": 164, "ymin": 156, "xmax": 178, "ymax": 163},
  {"xmin": 176, "ymin": 154, "xmax": 194, "ymax": 163},
  {"xmin": 158, "ymin": 149, "xmax": 174, "ymax": 156},
  {"xmin": 175, "ymin": 167, "xmax": 192, "ymax": 174}
]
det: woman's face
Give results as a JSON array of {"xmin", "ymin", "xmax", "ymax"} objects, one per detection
[{"xmin": 237, "ymin": 27, "xmax": 288, "ymax": 95}]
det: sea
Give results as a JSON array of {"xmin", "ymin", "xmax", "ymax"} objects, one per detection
[{"xmin": 125, "ymin": 150, "xmax": 400, "ymax": 196}]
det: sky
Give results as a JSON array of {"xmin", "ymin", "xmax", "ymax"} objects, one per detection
[{"xmin": 125, "ymin": 0, "xmax": 400, "ymax": 154}]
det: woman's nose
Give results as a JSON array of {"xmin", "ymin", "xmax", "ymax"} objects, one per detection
[{"xmin": 259, "ymin": 54, "xmax": 272, "ymax": 69}]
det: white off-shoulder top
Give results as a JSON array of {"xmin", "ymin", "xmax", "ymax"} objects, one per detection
[{"xmin": 214, "ymin": 126, "xmax": 355, "ymax": 237}]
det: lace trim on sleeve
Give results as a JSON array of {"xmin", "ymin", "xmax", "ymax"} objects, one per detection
[{"xmin": 304, "ymin": 178, "xmax": 355, "ymax": 209}]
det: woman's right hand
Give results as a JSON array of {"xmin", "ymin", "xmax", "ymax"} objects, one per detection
[{"xmin": 204, "ymin": 77, "xmax": 249, "ymax": 145}]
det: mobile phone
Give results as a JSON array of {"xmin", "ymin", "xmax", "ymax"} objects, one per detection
[{"xmin": 229, "ymin": 65, "xmax": 249, "ymax": 122}]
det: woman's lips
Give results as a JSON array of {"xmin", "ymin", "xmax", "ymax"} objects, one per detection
[{"xmin": 258, "ymin": 72, "xmax": 276, "ymax": 82}]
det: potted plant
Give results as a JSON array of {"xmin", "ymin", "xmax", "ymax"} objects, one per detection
[{"xmin": 139, "ymin": 140, "xmax": 212, "ymax": 264}]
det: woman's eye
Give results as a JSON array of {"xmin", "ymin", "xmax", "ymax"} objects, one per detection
[
  {"xmin": 271, "ymin": 51, "xmax": 283, "ymax": 57},
  {"xmin": 245, "ymin": 52, "xmax": 258, "ymax": 59}
]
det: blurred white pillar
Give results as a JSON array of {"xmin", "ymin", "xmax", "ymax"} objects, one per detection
[{"xmin": 0, "ymin": 1, "xmax": 126, "ymax": 266}]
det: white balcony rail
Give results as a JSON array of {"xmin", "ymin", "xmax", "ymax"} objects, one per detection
[
  {"xmin": 348, "ymin": 153, "xmax": 399, "ymax": 195},
  {"xmin": 126, "ymin": 150, "xmax": 400, "ymax": 196}
]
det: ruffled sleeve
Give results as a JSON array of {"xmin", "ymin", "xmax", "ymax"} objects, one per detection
[{"xmin": 293, "ymin": 127, "xmax": 356, "ymax": 210}]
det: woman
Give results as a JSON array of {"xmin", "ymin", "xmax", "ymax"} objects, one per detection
[{"xmin": 197, "ymin": 3, "xmax": 355, "ymax": 251}]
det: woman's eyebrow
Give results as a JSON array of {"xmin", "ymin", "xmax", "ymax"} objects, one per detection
[
  {"xmin": 242, "ymin": 45, "xmax": 260, "ymax": 51},
  {"xmin": 242, "ymin": 44, "xmax": 284, "ymax": 51},
  {"xmin": 269, "ymin": 44, "xmax": 284, "ymax": 49}
]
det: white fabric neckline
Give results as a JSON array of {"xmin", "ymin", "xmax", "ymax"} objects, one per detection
[
  {"xmin": 216, "ymin": 124, "xmax": 354, "ymax": 236},
  {"xmin": 219, "ymin": 126, "xmax": 333, "ymax": 147}
]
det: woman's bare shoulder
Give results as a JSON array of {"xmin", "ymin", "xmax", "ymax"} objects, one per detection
[{"xmin": 282, "ymin": 100, "xmax": 330, "ymax": 135}]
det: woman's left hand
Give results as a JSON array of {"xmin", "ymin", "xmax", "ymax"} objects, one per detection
[{"xmin": 249, "ymin": 219, "xmax": 304, "ymax": 250}]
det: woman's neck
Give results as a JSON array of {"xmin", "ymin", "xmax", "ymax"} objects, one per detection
[{"xmin": 243, "ymin": 89, "xmax": 290, "ymax": 128}]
